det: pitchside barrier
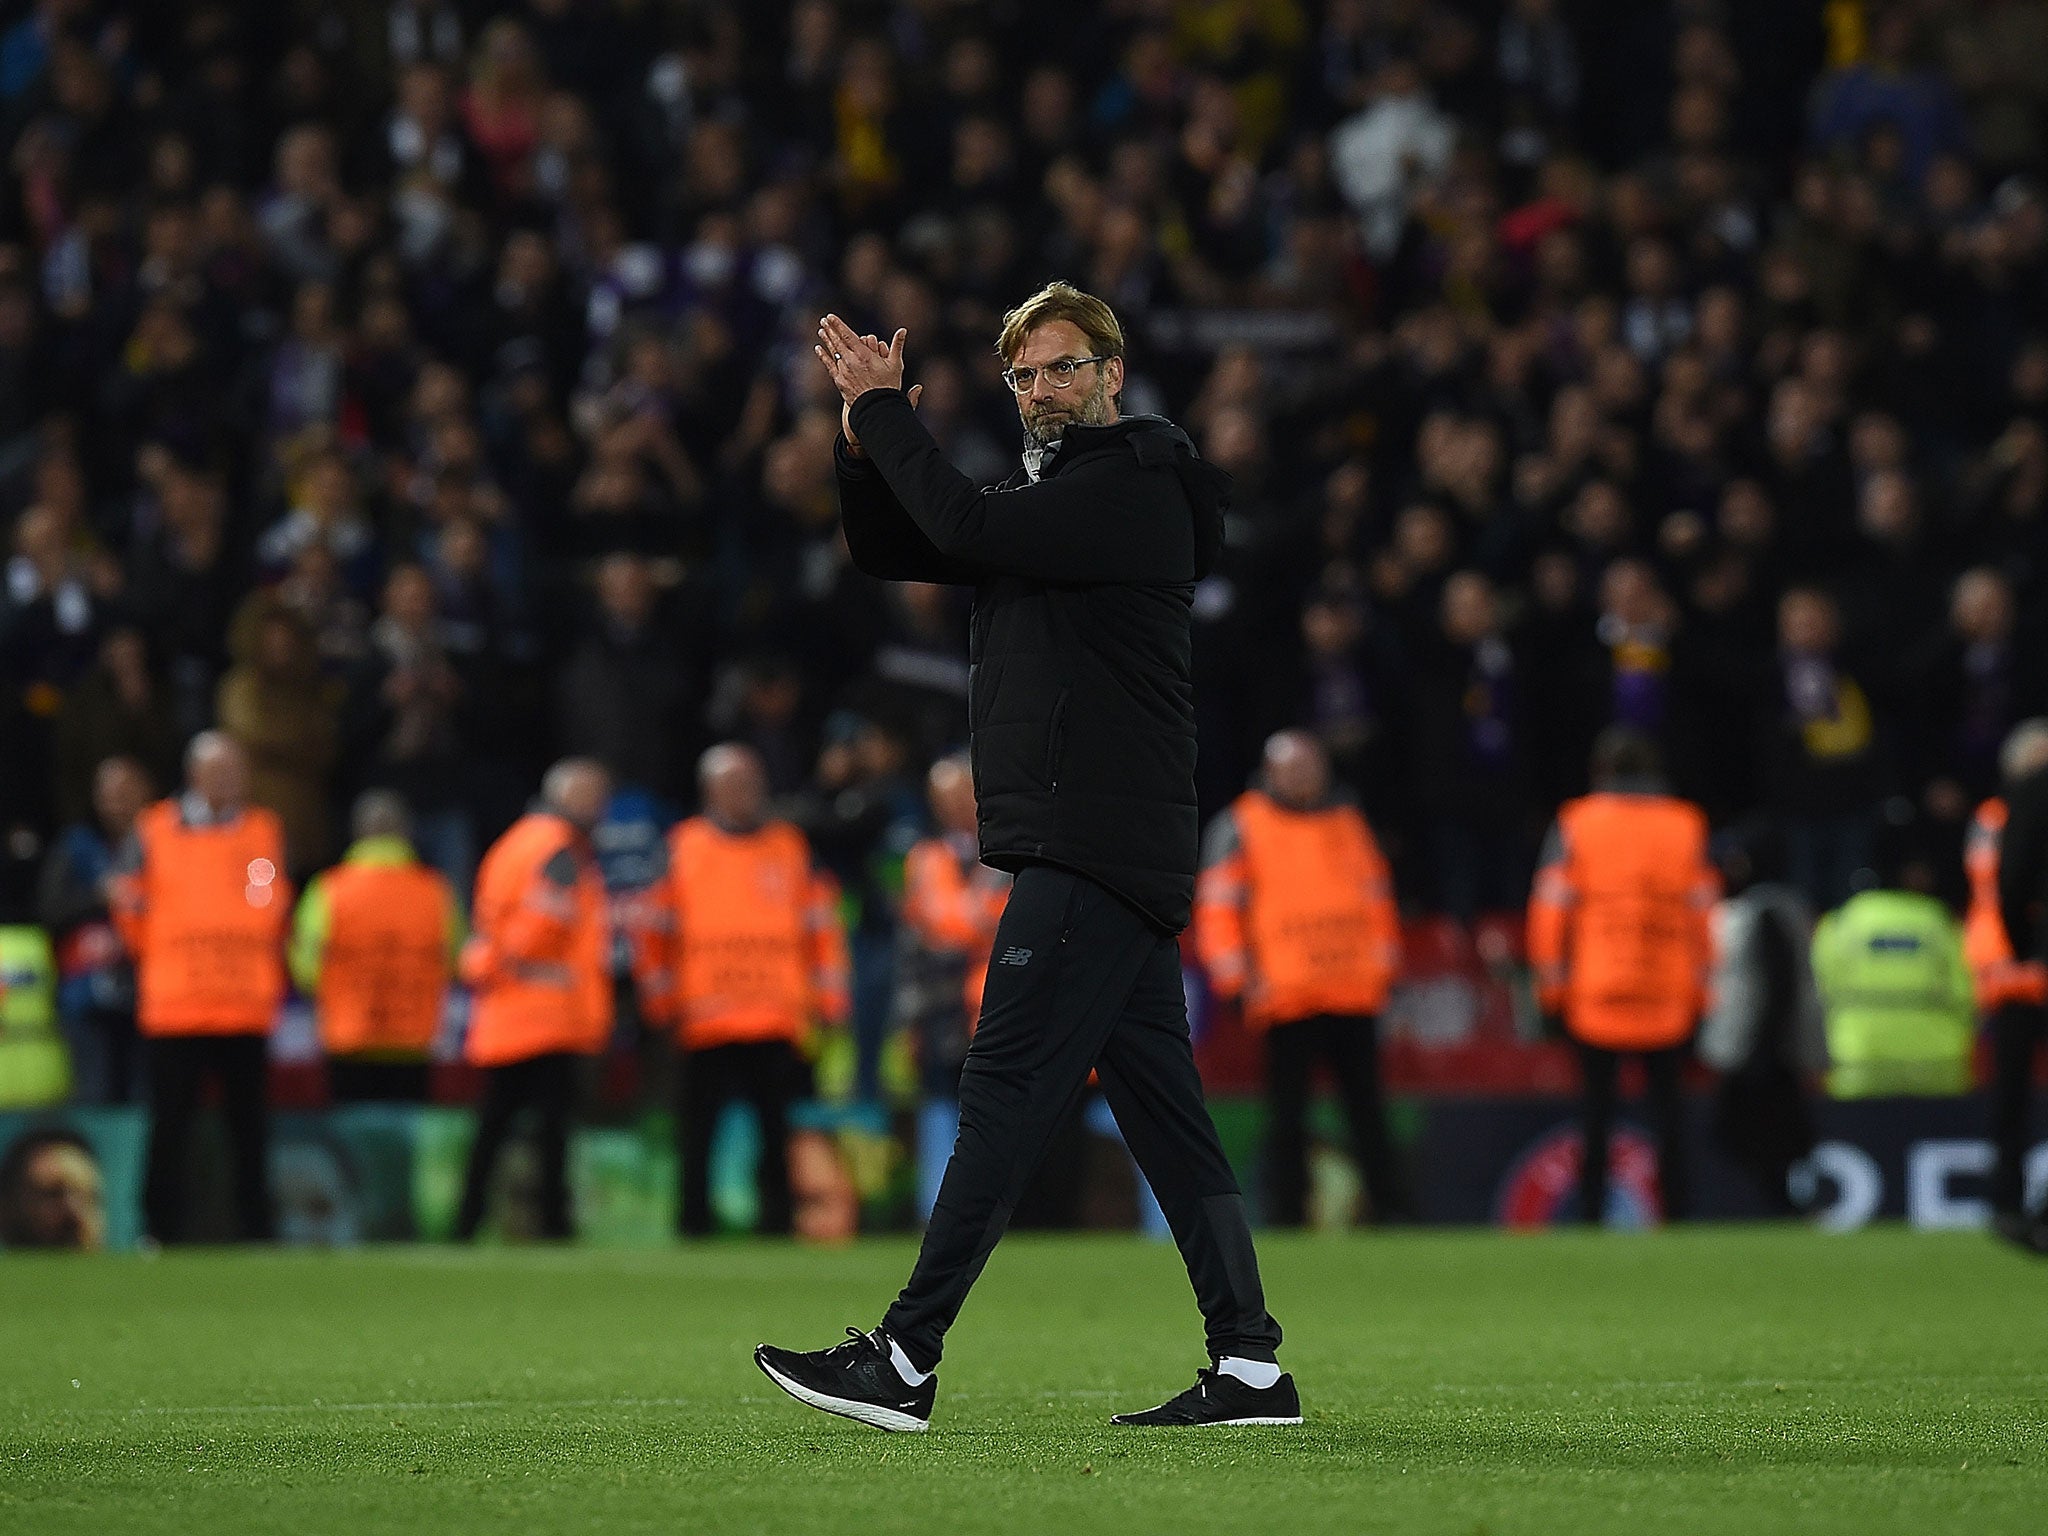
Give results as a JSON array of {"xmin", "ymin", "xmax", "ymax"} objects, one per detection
[
  {"xmin": 2, "ymin": 1092, "xmax": 2038, "ymax": 1249},
  {"xmin": 5, "ymin": 913, "xmax": 2035, "ymax": 1246}
]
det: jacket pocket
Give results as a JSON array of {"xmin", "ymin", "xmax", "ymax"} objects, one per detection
[{"xmin": 1045, "ymin": 689, "xmax": 1070, "ymax": 790}]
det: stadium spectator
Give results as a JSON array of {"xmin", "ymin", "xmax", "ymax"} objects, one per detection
[
  {"xmin": 897, "ymin": 754, "xmax": 1009, "ymax": 1222},
  {"xmin": 37, "ymin": 754, "xmax": 151, "ymax": 1104},
  {"xmin": 455, "ymin": 757, "xmax": 612, "ymax": 1241},
  {"xmin": 1908, "ymin": 568, "xmax": 2041, "ymax": 905},
  {"xmin": 291, "ymin": 789, "xmax": 464, "ymax": 1104},
  {"xmin": 649, "ymin": 743, "xmax": 849, "ymax": 1239},
  {"xmin": 1697, "ymin": 825, "xmax": 1825, "ymax": 1214},
  {"xmin": 1768, "ymin": 588, "xmax": 1883, "ymax": 910},
  {"xmin": 1966, "ymin": 721, "xmax": 2048, "ymax": 1246},
  {"xmin": 1407, "ymin": 570, "xmax": 1536, "ymax": 921},
  {"xmin": 342, "ymin": 563, "xmax": 474, "ymax": 892},
  {"xmin": 1810, "ymin": 6, "xmax": 1967, "ymax": 183},
  {"xmin": 215, "ymin": 596, "xmax": 342, "ymax": 879},
  {"xmin": 49, "ymin": 626, "xmax": 178, "ymax": 831},
  {"xmin": 111, "ymin": 732, "xmax": 290, "ymax": 1244},
  {"xmin": 1195, "ymin": 730, "xmax": 1410, "ymax": 1226},
  {"xmin": 1812, "ymin": 850, "xmax": 1974, "ymax": 1099},
  {"xmin": 1330, "ymin": 56, "xmax": 1454, "ymax": 261},
  {"xmin": 257, "ymin": 447, "xmax": 378, "ymax": 598},
  {"xmin": 1529, "ymin": 729, "xmax": 1717, "ymax": 1226},
  {"xmin": 122, "ymin": 456, "xmax": 240, "ymax": 743},
  {"xmin": 553, "ymin": 552, "xmax": 706, "ymax": 805},
  {"xmin": 789, "ymin": 712, "xmax": 921, "ymax": 1101}
]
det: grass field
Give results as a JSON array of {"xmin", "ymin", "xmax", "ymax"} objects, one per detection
[{"xmin": 4, "ymin": 1226, "xmax": 2046, "ymax": 1534}]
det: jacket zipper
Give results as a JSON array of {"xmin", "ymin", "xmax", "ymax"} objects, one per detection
[{"xmin": 1046, "ymin": 689, "xmax": 1070, "ymax": 792}]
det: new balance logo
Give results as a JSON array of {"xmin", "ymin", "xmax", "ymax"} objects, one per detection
[{"xmin": 997, "ymin": 946, "xmax": 1034, "ymax": 967}]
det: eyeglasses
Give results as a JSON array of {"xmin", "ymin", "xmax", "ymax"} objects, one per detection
[{"xmin": 1000, "ymin": 355, "xmax": 1110, "ymax": 394}]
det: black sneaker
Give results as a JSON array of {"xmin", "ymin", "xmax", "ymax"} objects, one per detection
[
  {"xmin": 1111, "ymin": 1367, "xmax": 1302, "ymax": 1427},
  {"xmin": 754, "ymin": 1327, "xmax": 937, "ymax": 1433}
]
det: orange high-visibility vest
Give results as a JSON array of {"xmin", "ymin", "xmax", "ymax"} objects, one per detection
[
  {"xmin": 113, "ymin": 799, "xmax": 291, "ymax": 1037},
  {"xmin": 462, "ymin": 814, "xmax": 611, "ymax": 1065},
  {"xmin": 1528, "ymin": 791, "xmax": 1718, "ymax": 1050},
  {"xmin": 317, "ymin": 859, "xmax": 458, "ymax": 1056},
  {"xmin": 1965, "ymin": 798, "xmax": 2048, "ymax": 1009},
  {"xmin": 659, "ymin": 817, "xmax": 850, "ymax": 1050},
  {"xmin": 1193, "ymin": 791, "xmax": 1402, "ymax": 1029},
  {"xmin": 902, "ymin": 835, "xmax": 1009, "ymax": 1020}
]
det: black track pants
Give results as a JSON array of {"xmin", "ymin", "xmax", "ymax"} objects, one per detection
[{"xmin": 883, "ymin": 866, "xmax": 1282, "ymax": 1372}]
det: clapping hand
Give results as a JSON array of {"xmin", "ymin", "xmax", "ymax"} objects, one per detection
[{"xmin": 815, "ymin": 315, "xmax": 920, "ymax": 457}]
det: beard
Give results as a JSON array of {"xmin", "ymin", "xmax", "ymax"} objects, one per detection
[{"xmin": 1022, "ymin": 374, "xmax": 1114, "ymax": 448}]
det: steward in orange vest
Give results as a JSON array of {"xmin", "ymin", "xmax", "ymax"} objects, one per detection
[
  {"xmin": 652, "ymin": 744, "xmax": 849, "ymax": 1237},
  {"xmin": 1527, "ymin": 729, "xmax": 1717, "ymax": 1226},
  {"xmin": 462, "ymin": 815, "xmax": 611, "ymax": 1067},
  {"xmin": 454, "ymin": 759, "xmax": 612, "ymax": 1241},
  {"xmin": 1194, "ymin": 791, "xmax": 1401, "ymax": 1031},
  {"xmin": 901, "ymin": 832, "xmax": 1009, "ymax": 1025},
  {"xmin": 1977, "ymin": 720, "xmax": 2048, "ymax": 1228},
  {"xmin": 1194, "ymin": 731, "xmax": 1411, "ymax": 1226},
  {"xmin": 114, "ymin": 803, "xmax": 291, "ymax": 1038},
  {"xmin": 897, "ymin": 756, "xmax": 1011, "ymax": 1221},
  {"xmin": 291, "ymin": 791, "xmax": 464, "ymax": 1103},
  {"xmin": 651, "ymin": 814, "xmax": 849, "ymax": 1050},
  {"xmin": 1966, "ymin": 799, "xmax": 2048, "ymax": 1012},
  {"xmin": 900, "ymin": 758, "xmax": 1009, "ymax": 1053},
  {"xmin": 110, "ymin": 733, "xmax": 286, "ymax": 1242}
]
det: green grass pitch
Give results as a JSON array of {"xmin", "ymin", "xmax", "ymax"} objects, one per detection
[{"xmin": 5, "ymin": 1226, "xmax": 2046, "ymax": 1534}]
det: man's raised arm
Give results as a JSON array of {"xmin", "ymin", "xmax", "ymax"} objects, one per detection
[
  {"xmin": 835, "ymin": 431, "xmax": 977, "ymax": 585},
  {"xmin": 848, "ymin": 388, "xmax": 1211, "ymax": 586}
]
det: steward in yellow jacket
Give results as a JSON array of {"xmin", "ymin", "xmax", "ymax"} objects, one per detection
[{"xmin": 290, "ymin": 790, "xmax": 464, "ymax": 1102}]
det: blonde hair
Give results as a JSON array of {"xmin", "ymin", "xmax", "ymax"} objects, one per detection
[{"xmin": 996, "ymin": 281, "xmax": 1126, "ymax": 364}]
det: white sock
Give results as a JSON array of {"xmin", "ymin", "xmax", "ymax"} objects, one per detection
[
  {"xmin": 888, "ymin": 1336, "xmax": 932, "ymax": 1387},
  {"xmin": 1216, "ymin": 1357, "xmax": 1281, "ymax": 1390}
]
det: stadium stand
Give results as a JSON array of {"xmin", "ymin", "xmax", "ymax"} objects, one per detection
[{"xmin": 0, "ymin": 1, "xmax": 2045, "ymax": 1235}]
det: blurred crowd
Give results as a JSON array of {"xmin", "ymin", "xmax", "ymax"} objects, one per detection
[{"xmin": 1, "ymin": 0, "xmax": 2047, "ymax": 1123}]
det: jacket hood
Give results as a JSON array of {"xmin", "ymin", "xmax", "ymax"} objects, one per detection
[{"xmin": 1055, "ymin": 415, "xmax": 1229, "ymax": 580}]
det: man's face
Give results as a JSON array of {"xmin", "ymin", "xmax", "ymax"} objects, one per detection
[
  {"xmin": 1442, "ymin": 575, "xmax": 1497, "ymax": 644},
  {"xmin": 93, "ymin": 759, "xmax": 150, "ymax": 833},
  {"xmin": 928, "ymin": 762, "xmax": 977, "ymax": 832},
  {"xmin": 384, "ymin": 566, "xmax": 435, "ymax": 629},
  {"xmin": 1011, "ymin": 320, "xmax": 1122, "ymax": 446},
  {"xmin": 17, "ymin": 1143, "xmax": 106, "ymax": 1250},
  {"xmin": 189, "ymin": 741, "xmax": 249, "ymax": 813},
  {"xmin": 705, "ymin": 753, "xmax": 767, "ymax": 828},
  {"xmin": 547, "ymin": 764, "xmax": 612, "ymax": 833},
  {"xmin": 597, "ymin": 556, "xmax": 654, "ymax": 630},
  {"xmin": 1264, "ymin": 734, "xmax": 1330, "ymax": 808}
]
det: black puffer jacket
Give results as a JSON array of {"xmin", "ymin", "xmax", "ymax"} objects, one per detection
[{"xmin": 837, "ymin": 388, "xmax": 1227, "ymax": 932}]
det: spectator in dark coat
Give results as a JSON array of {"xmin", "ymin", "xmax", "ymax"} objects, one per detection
[
  {"xmin": 216, "ymin": 595, "xmax": 342, "ymax": 878},
  {"xmin": 1409, "ymin": 571, "xmax": 1536, "ymax": 920},
  {"xmin": 50, "ymin": 625, "xmax": 179, "ymax": 829},
  {"xmin": 1764, "ymin": 587, "xmax": 1885, "ymax": 910},
  {"xmin": 126, "ymin": 456, "xmax": 245, "ymax": 742},
  {"xmin": 554, "ymin": 552, "xmax": 704, "ymax": 801},
  {"xmin": 343, "ymin": 564, "xmax": 473, "ymax": 893},
  {"xmin": 37, "ymin": 755, "xmax": 153, "ymax": 1103}
]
